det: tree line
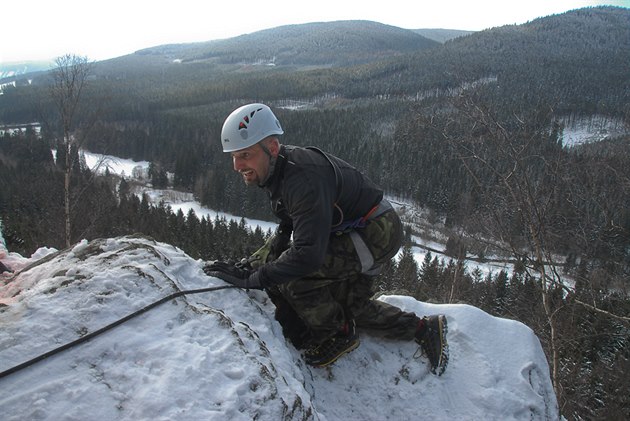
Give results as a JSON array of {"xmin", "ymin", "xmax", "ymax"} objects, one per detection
[{"xmin": 0, "ymin": 131, "xmax": 264, "ymax": 261}]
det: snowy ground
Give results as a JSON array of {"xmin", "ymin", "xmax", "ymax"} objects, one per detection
[
  {"xmin": 0, "ymin": 235, "xmax": 559, "ymax": 420},
  {"xmin": 83, "ymin": 151, "xmax": 278, "ymax": 234},
  {"xmin": 560, "ymin": 115, "xmax": 629, "ymax": 147}
]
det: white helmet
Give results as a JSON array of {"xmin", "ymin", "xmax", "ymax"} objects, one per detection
[{"xmin": 221, "ymin": 103, "xmax": 284, "ymax": 152}]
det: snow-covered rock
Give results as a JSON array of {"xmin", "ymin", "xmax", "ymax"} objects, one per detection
[{"xmin": 0, "ymin": 235, "xmax": 559, "ymax": 420}]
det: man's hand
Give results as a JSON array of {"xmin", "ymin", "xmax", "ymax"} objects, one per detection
[{"xmin": 203, "ymin": 260, "xmax": 264, "ymax": 289}]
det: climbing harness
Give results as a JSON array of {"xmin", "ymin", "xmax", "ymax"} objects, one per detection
[
  {"xmin": 0, "ymin": 284, "xmax": 238, "ymax": 379},
  {"xmin": 305, "ymin": 147, "xmax": 396, "ymax": 276},
  {"xmin": 344, "ymin": 200, "xmax": 394, "ymax": 275}
]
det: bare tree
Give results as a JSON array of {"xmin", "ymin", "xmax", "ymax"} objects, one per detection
[
  {"xmin": 48, "ymin": 54, "xmax": 100, "ymax": 247},
  {"xmin": 413, "ymin": 92, "xmax": 629, "ymax": 408}
]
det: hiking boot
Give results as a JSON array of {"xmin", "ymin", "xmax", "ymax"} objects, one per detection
[
  {"xmin": 304, "ymin": 322, "xmax": 360, "ymax": 367},
  {"xmin": 415, "ymin": 315, "xmax": 449, "ymax": 376}
]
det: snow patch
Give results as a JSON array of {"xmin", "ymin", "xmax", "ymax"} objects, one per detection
[{"xmin": 560, "ymin": 115, "xmax": 629, "ymax": 147}]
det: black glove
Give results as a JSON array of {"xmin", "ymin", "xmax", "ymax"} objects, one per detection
[{"xmin": 203, "ymin": 260, "xmax": 265, "ymax": 289}]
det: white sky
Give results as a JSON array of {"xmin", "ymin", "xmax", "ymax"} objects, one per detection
[{"xmin": 2, "ymin": 0, "xmax": 628, "ymax": 64}]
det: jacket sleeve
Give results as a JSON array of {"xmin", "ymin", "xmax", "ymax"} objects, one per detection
[{"xmin": 258, "ymin": 165, "xmax": 335, "ymax": 286}]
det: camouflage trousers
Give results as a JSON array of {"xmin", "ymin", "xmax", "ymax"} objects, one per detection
[{"xmin": 273, "ymin": 204, "xmax": 421, "ymax": 345}]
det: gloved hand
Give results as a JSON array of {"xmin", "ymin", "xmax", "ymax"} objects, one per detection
[
  {"xmin": 203, "ymin": 260, "xmax": 264, "ymax": 289},
  {"xmin": 248, "ymin": 226, "xmax": 292, "ymax": 270}
]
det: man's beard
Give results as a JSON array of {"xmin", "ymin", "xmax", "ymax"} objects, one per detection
[{"xmin": 257, "ymin": 156, "xmax": 277, "ymax": 187}]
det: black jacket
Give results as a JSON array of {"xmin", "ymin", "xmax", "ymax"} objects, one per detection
[{"xmin": 257, "ymin": 145, "xmax": 383, "ymax": 286}]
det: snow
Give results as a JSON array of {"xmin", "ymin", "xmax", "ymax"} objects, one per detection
[
  {"xmin": 0, "ymin": 220, "xmax": 47, "ymax": 274},
  {"xmin": 83, "ymin": 152, "xmax": 150, "ymax": 180},
  {"xmin": 136, "ymin": 187, "xmax": 278, "ymax": 234},
  {"xmin": 560, "ymin": 115, "xmax": 629, "ymax": 147},
  {"xmin": 81, "ymin": 151, "xmax": 278, "ymax": 234},
  {"xmin": 1, "ymin": 235, "xmax": 559, "ymax": 420}
]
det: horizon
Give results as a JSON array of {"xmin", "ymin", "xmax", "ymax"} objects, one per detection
[{"xmin": 2, "ymin": 0, "xmax": 627, "ymax": 65}]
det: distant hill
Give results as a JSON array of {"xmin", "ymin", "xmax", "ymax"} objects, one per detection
[
  {"xmin": 349, "ymin": 6, "xmax": 630, "ymax": 117},
  {"xmin": 5, "ymin": 7, "xmax": 628, "ymax": 119},
  {"xmin": 0, "ymin": 60, "xmax": 53, "ymax": 80},
  {"xmin": 133, "ymin": 20, "xmax": 440, "ymax": 67},
  {"xmin": 412, "ymin": 28, "xmax": 474, "ymax": 43}
]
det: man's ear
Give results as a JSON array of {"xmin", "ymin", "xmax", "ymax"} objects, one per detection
[{"xmin": 267, "ymin": 137, "xmax": 281, "ymax": 157}]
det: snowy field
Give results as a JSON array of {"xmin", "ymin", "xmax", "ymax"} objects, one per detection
[
  {"xmin": 83, "ymin": 151, "xmax": 278, "ymax": 234},
  {"xmin": 560, "ymin": 115, "xmax": 629, "ymax": 147}
]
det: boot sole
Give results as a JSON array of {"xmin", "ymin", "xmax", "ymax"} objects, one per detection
[
  {"xmin": 433, "ymin": 315, "xmax": 449, "ymax": 376},
  {"xmin": 308, "ymin": 339, "xmax": 361, "ymax": 368}
]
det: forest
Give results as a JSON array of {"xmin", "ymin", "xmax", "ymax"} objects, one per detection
[{"xmin": 1, "ymin": 6, "xmax": 629, "ymax": 420}]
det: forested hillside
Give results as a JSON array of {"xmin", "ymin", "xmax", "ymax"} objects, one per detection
[
  {"xmin": 134, "ymin": 20, "xmax": 439, "ymax": 66},
  {"xmin": 1, "ymin": 6, "xmax": 629, "ymax": 419}
]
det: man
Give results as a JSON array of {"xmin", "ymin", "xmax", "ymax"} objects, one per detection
[{"xmin": 205, "ymin": 103, "xmax": 448, "ymax": 374}]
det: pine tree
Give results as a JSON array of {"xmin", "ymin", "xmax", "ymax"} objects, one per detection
[
  {"xmin": 419, "ymin": 252, "xmax": 441, "ymax": 301},
  {"xmin": 394, "ymin": 243, "xmax": 419, "ymax": 294}
]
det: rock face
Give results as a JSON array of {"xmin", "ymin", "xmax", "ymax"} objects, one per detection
[
  {"xmin": 0, "ymin": 235, "xmax": 559, "ymax": 421},
  {"xmin": 0, "ymin": 236, "xmax": 314, "ymax": 420}
]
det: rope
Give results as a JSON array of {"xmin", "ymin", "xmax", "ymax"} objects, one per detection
[{"xmin": 0, "ymin": 285, "xmax": 238, "ymax": 380}]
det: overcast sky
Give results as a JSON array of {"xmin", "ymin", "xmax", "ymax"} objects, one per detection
[{"xmin": 2, "ymin": 0, "xmax": 628, "ymax": 64}]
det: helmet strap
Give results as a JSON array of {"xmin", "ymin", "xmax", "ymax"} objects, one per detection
[{"xmin": 258, "ymin": 141, "xmax": 277, "ymax": 187}]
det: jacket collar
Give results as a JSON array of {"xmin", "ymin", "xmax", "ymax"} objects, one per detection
[{"xmin": 260, "ymin": 144, "xmax": 288, "ymax": 189}]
